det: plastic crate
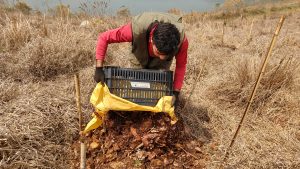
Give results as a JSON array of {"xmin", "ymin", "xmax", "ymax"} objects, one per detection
[{"xmin": 104, "ymin": 66, "xmax": 173, "ymax": 106}]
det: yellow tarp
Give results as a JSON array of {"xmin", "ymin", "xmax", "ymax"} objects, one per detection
[{"xmin": 83, "ymin": 83, "xmax": 178, "ymax": 133}]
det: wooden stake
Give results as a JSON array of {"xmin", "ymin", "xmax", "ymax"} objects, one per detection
[
  {"xmin": 80, "ymin": 143, "xmax": 87, "ymax": 169},
  {"xmin": 220, "ymin": 16, "xmax": 285, "ymax": 169},
  {"xmin": 74, "ymin": 73, "xmax": 86, "ymax": 169}
]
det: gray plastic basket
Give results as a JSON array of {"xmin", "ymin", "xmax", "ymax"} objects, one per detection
[{"xmin": 104, "ymin": 66, "xmax": 173, "ymax": 106}]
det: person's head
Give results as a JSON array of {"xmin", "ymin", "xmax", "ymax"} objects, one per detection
[{"xmin": 151, "ymin": 22, "xmax": 180, "ymax": 60}]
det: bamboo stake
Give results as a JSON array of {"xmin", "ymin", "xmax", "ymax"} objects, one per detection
[
  {"xmin": 74, "ymin": 73, "xmax": 86, "ymax": 169},
  {"xmin": 220, "ymin": 16, "xmax": 285, "ymax": 169},
  {"xmin": 80, "ymin": 143, "xmax": 87, "ymax": 169}
]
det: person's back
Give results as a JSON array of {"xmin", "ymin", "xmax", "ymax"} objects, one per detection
[
  {"xmin": 131, "ymin": 12, "xmax": 185, "ymax": 69},
  {"xmin": 94, "ymin": 12, "xmax": 189, "ymax": 106}
]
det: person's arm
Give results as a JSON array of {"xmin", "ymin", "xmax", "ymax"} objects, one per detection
[
  {"xmin": 95, "ymin": 23, "xmax": 133, "ymax": 67},
  {"xmin": 94, "ymin": 23, "xmax": 133, "ymax": 83},
  {"xmin": 173, "ymin": 37, "xmax": 188, "ymax": 91}
]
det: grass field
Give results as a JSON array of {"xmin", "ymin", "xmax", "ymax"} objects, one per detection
[{"xmin": 0, "ymin": 0, "xmax": 299, "ymax": 168}]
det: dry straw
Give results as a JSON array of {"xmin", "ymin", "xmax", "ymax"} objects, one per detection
[
  {"xmin": 1, "ymin": 1, "xmax": 299, "ymax": 168},
  {"xmin": 182, "ymin": 58, "xmax": 207, "ymax": 112},
  {"xmin": 220, "ymin": 15, "xmax": 286, "ymax": 168}
]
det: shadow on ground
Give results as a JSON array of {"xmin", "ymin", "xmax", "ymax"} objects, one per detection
[{"xmin": 176, "ymin": 98, "xmax": 212, "ymax": 142}]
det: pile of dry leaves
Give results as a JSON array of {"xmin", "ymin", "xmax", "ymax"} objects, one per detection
[{"xmin": 71, "ymin": 111, "xmax": 209, "ymax": 168}]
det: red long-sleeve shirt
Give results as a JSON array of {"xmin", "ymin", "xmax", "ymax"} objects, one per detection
[{"xmin": 96, "ymin": 23, "xmax": 188, "ymax": 90}]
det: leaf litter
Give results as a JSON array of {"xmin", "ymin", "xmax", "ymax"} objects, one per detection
[{"xmin": 70, "ymin": 111, "xmax": 210, "ymax": 168}]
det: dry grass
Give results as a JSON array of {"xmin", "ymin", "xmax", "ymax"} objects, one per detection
[
  {"xmin": 183, "ymin": 0, "xmax": 300, "ymax": 24},
  {"xmin": 0, "ymin": 79, "xmax": 78, "ymax": 168},
  {"xmin": 213, "ymin": 56, "xmax": 299, "ymax": 109},
  {"xmin": 0, "ymin": 15, "xmax": 34, "ymax": 51},
  {"xmin": 1, "ymin": 1, "xmax": 300, "ymax": 168},
  {"xmin": 182, "ymin": 11, "xmax": 300, "ymax": 168}
]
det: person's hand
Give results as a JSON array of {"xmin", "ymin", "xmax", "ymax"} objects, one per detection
[
  {"xmin": 171, "ymin": 91, "xmax": 180, "ymax": 107},
  {"xmin": 94, "ymin": 67, "xmax": 105, "ymax": 84}
]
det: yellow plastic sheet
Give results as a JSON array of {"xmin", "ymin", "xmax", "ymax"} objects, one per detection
[{"xmin": 83, "ymin": 83, "xmax": 177, "ymax": 133}]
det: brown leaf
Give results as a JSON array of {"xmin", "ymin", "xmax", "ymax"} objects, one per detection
[
  {"xmin": 150, "ymin": 128, "xmax": 160, "ymax": 133},
  {"xmin": 175, "ymin": 143, "xmax": 182, "ymax": 148},
  {"xmin": 147, "ymin": 151, "xmax": 156, "ymax": 160},
  {"xmin": 112, "ymin": 143, "xmax": 120, "ymax": 151},
  {"xmin": 193, "ymin": 159, "xmax": 206, "ymax": 168},
  {"xmin": 90, "ymin": 141, "xmax": 100, "ymax": 149},
  {"xmin": 136, "ymin": 150, "xmax": 146, "ymax": 160},
  {"xmin": 142, "ymin": 137, "xmax": 149, "ymax": 147},
  {"xmin": 140, "ymin": 119, "xmax": 152, "ymax": 130},
  {"xmin": 109, "ymin": 162, "xmax": 124, "ymax": 169},
  {"xmin": 150, "ymin": 159, "xmax": 163, "ymax": 166},
  {"xmin": 130, "ymin": 127, "xmax": 141, "ymax": 141},
  {"xmin": 168, "ymin": 150, "xmax": 174, "ymax": 156},
  {"xmin": 190, "ymin": 141, "xmax": 197, "ymax": 146},
  {"xmin": 142, "ymin": 133, "xmax": 159, "ymax": 147},
  {"xmin": 164, "ymin": 116, "xmax": 171, "ymax": 122},
  {"xmin": 173, "ymin": 161, "xmax": 179, "ymax": 167},
  {"xmin": 163, "ymin": 158, "xmax": 169, "ymax": 166},
  {"xmin": 153, "ymin": 148, "xmax": 163, "ymax": 155},
  {"xmin": 105, "ymin": 153, "xmax": 113, "ymax": 159},
  {"xmin": 104, "ymin": 140, "xmax": 112, "ymax": 149},
  {"xmin": 106, "ymin": 148, "xmax": 114, "ymax": 154},
  {"xmin": 130, "ymin": 142, "xmax": 140, "ymax": 149},
  {"xmin": 143, "ymin": 133, "xmax": 159, "ymax": 139},
  {"xmin": 159, "ymin": 126, "xmax": 167, "ymax": 132},
  {"xmin": 195, "ymin": 147, "xmax": 202, "ymax": 153}
]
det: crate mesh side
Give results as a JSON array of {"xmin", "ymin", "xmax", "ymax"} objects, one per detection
[{"xmin": 105, "ymin": 67, "xmax": 173, "ymax": 106}]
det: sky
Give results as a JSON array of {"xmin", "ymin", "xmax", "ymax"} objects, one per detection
[{"xmin": 8, "ymin": 0, "xmax": 225, "ymax": 15}]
